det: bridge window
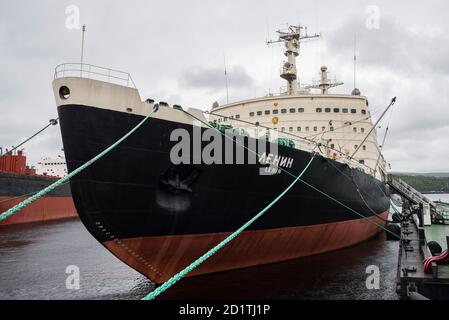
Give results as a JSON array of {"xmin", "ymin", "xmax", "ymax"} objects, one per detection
[
  {"xmin": 334, "ymin": 108, "xmax": 340, "ymax": 113},
  {"xmin": 353, "ymin": 127, "xmax": 357, "ymax": 132},
  {"xmin": 342, "ymin": 108, "xmax": 348, "ymax": 113},
  {"xmin": 305, "ymin": 126, "xmax": 310, "ymax": 132},
  {"xmin": 257, "ymin": 111, "xmax": 262, "ymax": 116},
  {"xmin": 359, "ymin": 160, "xmax": 365, "ymax": 164},
  {"xmin": 354, "ymin": 145, "xmax": 358, "ymax": 149},
  {"xmin": 289, "ymin": 127, "xmax": 293, "ymax": 132},
  {"xmin": 265, "ymin": 110, "xmax": 270, "ymax": 115},
  {"xmin": 298, "ymin": 108, "xmax": 304, "ymax": 113},
  {"xmin": 249, "ymin": 112, "xmax": 255, "ymax": 117},
  {"xmin": 330, "ymin": 144, "xmax": 335, "ymax": 149},
  {"xmin": 322, "ymin": 126, "xmax": 326, "ymax": 131},
  {"xmin": 273, "ymin": 109, "xmax": 279, "ymax": 114},
  {"xmin": 281, "ymin": 109, "xmax": 287, "ymax": 114},
  {"xmin": 362, "ymin": 109, "xmax": 367, "ymax": 115},
  {"xmin": 297, "ymin": 127, "xmax": 301, "ymax": 132},
  {"xmin": 290, "ymin": 108, "xmax": 296, "ymax": 113},
  {"xmin": 351, "ymin": 109, "xmax": 357, "ymax": 114},
  {"xmin": 316, "ymin": 108, "xmax": 322, "ymax": 113},
  {"xmin": 313, "ymin": 126, "xmax": 318, "ymax": 132},
  {"xmin": 281, "ymin": 127, "xmax": 285, "ymax": 132},
  {"xmin": 362, "ymin": 145, "xmax": 366, "ymax": 151},
  {"xmin": 325, "ymin": 108, "xmax": 331, "ymax": 113},
  {"xmin": 361, "ymin": 128, "xmax": 365, "ymax": 133},
  {"xmin": 330, "ymin": 127, "xmax": 334, "ymax": 131},
  {"xmin": 235, "ymin": 114, "xmax": 240, "ymax": 119}
]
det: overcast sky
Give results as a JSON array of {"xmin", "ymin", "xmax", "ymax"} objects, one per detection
[{"xmin": 1, "ymin": 0, "xmax": 448, "ymax": 172}]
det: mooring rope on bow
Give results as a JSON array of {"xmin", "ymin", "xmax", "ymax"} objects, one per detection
[
  {"xmin": 0, "ymin": 182, "xmax": 69, "ymax": 204},
  {"xmin": 142, "ymin": 155, "xmax": 316, "ymax": 300},
  {"xmin": 0, "ymin": 106, "xmax": 158, "ymax": 222},
  {"xmin": 0, "ymin": 118, "xmax": 59, "ymax": 159},
  {"xmin": 183, "ymin": 108, "xmax": 401, "ymax": 239},
  {"xmin": 142, "ymin": 108, "xmax": 400, "ymax": 300}
]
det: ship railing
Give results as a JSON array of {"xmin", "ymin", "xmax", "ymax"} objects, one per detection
[{"xmin": 54, "ymin": 63, "xmax": 137, "ymax": 88}]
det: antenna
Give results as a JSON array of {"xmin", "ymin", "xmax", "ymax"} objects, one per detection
[
  {"xmin": 223, "ymin": 54, "xmax": 229, "ymax": 104},
  {"xmin": 353, "ymin": 33, "xmax": 357, "ymax": 89},
  {"xmin": 80, "ymin": 24, "xmax": 86, "ymax": 77},
  {"xmin": 266, "ymin": 24, "xmax": 320, "ymax": 95}
]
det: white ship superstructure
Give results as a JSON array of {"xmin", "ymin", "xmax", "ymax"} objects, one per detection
[
  {"xmin": 35, "ymin": 154, "xmax": 68, "ymax": 177},
  {"xmin": 210, "ymin": 25, "xmax": 387, "ymax": 181}
]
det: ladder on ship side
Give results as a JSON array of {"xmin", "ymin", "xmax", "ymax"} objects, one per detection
[{"xmin": 386, "ymin": 174, "xmax": 441, "ymax": 225}]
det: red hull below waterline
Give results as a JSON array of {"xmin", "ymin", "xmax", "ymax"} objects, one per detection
[
  {"xmin": 0, "ymin": 196, "xmax": 77, "ymax": 226},
  {"xmin": 103, "ymin": 211, "xmax": 389, "ymax": 284}
]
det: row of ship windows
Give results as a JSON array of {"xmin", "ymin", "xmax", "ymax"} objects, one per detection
[
  {"xmin": 276, "ymin": 126, "xmax": 366, "ymax": 133},
  {"xmin": 249, "ymin": 107, "xmax": 366, "ymax": 117},
  {"xmin": 218, "ymin": 107, "xmax": 367, "ymax": 122},
  {"xmin": 43, "ymin": 162, "xmax": 66, "ymax": 166}
]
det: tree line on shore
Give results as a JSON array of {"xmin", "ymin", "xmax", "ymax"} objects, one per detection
[{"xmin": 396, "ymin": 174, "xmax": 449, "ymax": 193}]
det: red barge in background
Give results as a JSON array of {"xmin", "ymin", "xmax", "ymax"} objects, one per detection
[{"xmin": 0, "ymin": 149, "xmax": 77, "ymax": 226}]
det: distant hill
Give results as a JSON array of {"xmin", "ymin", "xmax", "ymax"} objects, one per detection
[
  {"xmin": 393, "ymin": 174, "xmax": 449, "ymax": 193},
  {"xmin": 420, "ymin": 173, "xmax": 449, "ymax": 177},
  {"xmin": 392, "ymin": 172, "xmax": 449, "ymax": 178}
]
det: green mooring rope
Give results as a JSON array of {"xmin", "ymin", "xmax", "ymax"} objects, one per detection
[
  {"xmin": 0, "ymin": 182, "xmax": 69, "ymax": 204},
  {"xmin": 142, "ymin": 156, "xmax": 315, "ymax": 300},
  {"xmin": 0, "ymin": 118, "xmax": 59, "ymax": 159},
  {"xmin": 184, "ymin": 108, "xmax": 401, "ymax": 240},
  {"xmin": 0, "ymin": 108, "xmax": 157, "ymax": 222}
]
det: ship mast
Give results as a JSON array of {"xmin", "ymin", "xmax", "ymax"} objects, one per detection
[
  {"xmin": 267, "ymin": 25, "xmax": 320, "ymax": 95},
  {"xmin": 305, "ymin": 65, "xmax": 344, "ymax": 94}
]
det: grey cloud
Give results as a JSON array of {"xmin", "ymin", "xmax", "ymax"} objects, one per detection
[
  {"xmin": 180, "ymin": 65, "xmax": 253, "ymax": 92},
  {"xmin": 326, "ymin": 16, "xmax": 449, "ymax": 76},
  {"xmin": 1, "ymin": 0, "xmax": 449, "ymax": 173}
]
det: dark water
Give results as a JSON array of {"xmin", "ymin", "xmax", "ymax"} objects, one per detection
[{"xmin": 0, "ymin": 219, "xmax": 399, "ymax": 300}]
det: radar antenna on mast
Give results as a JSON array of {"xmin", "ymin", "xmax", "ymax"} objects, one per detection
[
  {"xmin": 267, "ymin": 24, "xmax": 320, "ymax": 95},
  {"xmin": 304, "ymin": 65, "xmax": 344, "ymax": 94}
]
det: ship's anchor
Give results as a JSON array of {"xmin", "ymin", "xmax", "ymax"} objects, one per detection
[{"xmin": 160, "ymin": 165, "xmax": 200, "ymax": 194}]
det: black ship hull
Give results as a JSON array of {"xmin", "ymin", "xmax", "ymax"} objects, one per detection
[{"xmin": 58, "ymin": 104, "xmax": 390, "ymax": 283}]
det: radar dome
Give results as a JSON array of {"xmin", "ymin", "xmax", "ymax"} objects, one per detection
[{"xmin": 351, "ymin": 88, "xmax": 361, "ymax": 96}]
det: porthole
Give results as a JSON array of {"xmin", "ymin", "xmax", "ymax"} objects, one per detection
[{"xmin": 59, "ymin": 86, "xmax": 70, "ymax": 100}]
